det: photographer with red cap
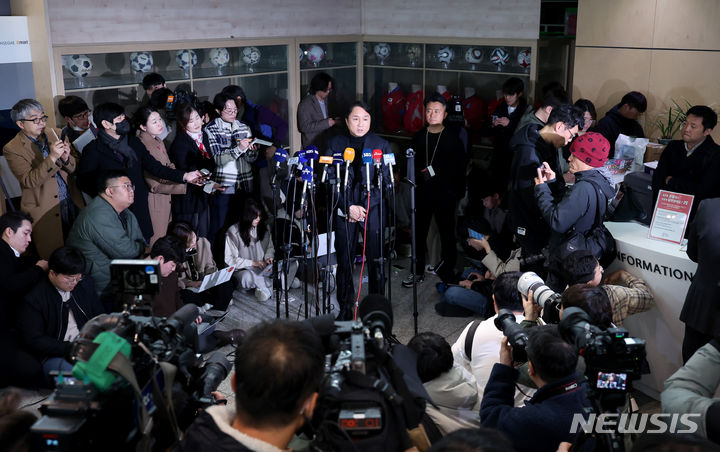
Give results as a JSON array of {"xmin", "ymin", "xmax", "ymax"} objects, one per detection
[{"xmin": 533, "ymin": 132, "xmax": 616, "ymax": 291}]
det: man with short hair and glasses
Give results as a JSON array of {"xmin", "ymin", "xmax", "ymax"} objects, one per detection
[
  {"xmin": 18, "ymin": 245, "xmax": 105, "ymax": 380},
  {"xmin": 58, "ymin": 95, "xmax": 97, "ymax": 143},
  {"xmin": 67, "ymin": 170, "xmax": 146, "ymax": 310},
  {"xmin": 4, "ymin": 98, "xmax": 85, "ymax": 259}
]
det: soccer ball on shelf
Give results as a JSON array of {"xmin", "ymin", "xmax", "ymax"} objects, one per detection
[
  {"xmin": 490, "ymin": 47, "xmax": 510, "ymax": 71},
  {"xmin": 175, "ymin": 49, "xmax": 197, "ymax": 75},
  {"xmin": 464, "ymin": 47, "xmax": 483, "ymax": 70},
  {"xmin": 437, "ymin": 46, "xmax": 454, "ymax": 68},
  {"xmin": 66, "ymin": 54, "xmax": 93, "ymax": 78},
  {"xmin": 517, "ymin": 49, "xmax": 531, "ymax": 71},
  {"xmin": 306, "ymin": 45, "xmax": 325, "ymax": 68},
  {"xmin": 241, "ymin": 46, "xmax": 261, "ymax": 72},
  {"xmin": 374, "ymin": 43, "xmax": 391, "ymax": 65},
  {"xmin": 209, "ymin": 47, "xmax": 230, "ymax": 74},
  {"xmin": 130, "ymin": 51, "xmax": 153, "ymax": 73},
  {"xmin": 299, "ymin": 47, "xmax": 304, "ymax": 62},
  {"xmin": 407, "ymin": 44, "xmax": 421, "ymax": 67}
]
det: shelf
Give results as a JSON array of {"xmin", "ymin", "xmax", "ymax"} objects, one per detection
[
  {"xmin": 364, "ymin": 64, "xmax": 424, "ymax": 71},
  {"xmin": 300, "ymin": 64, "xmax": 356, "ymax": 72},
  {"xmin": 425, "ymin": 67, "xmax": 531, "ymax": 76},
  {"xmin": 192, "ymin": 70, "xmax": 288, "ymax": 82},
  {"xmin": 377, "ymin": 132, "xmax": 413, "ymax": 140}
]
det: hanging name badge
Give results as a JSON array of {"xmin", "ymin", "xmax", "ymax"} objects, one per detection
[{"xmin": 420, "ymin": 165, "xmax": 435, "ymax": 182}]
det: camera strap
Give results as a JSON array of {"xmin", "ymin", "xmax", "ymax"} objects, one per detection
[
  {"xmin": 530, "ymin": 377, "xmax": 580, "ymax": 404},
  {"xmin": 464, "ymin": 320, "xmax": 483, "ymax": 361}
]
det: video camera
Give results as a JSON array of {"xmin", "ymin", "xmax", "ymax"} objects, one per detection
[
  {"xmin": 494, "ymin": 309, "xmax": 528, "ymax": 363},
  {"xmin": 517, "ymin": 271, "xmax": 562, "ymax": 324},
  {"xmin": 30, "ymin": 263, "xmax": 231, "ymax": 452},
  {"xmin": 559, "ymin": 307, "xmax": 647, "ymax": 406}
]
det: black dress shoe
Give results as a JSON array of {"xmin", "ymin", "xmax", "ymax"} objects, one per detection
[{"xmin": 213, "ymin": 329, "xmax": 246, "ymax": 347}]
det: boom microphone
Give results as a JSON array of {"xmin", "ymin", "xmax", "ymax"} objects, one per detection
[
  {"xmin": 333, "ymin": 151, "xmax": 343, "ymax": 192},
  {"xmin": 319, "ymin": 156, "xmax": 333, "ymax": 183},
  {"xmin": 272, "ymin": 147, "xmax": 288, "ymax": 184},
  {"xmin": 305, "ymin": 145, "xmax": 319, "ymax": 170},
  {"xmin": 383, "ymin": 153, "xmax": 396, "ymax": 186},
  {"xmin": 372, "ymin": 149, "xmax": 383, "ymax": 188},
  {"xmin": 343, "ymin": 147, "xmax": 355, "ymax": 191},
  {"xmin": 362, "ymin": 148, "xmax": 373, "ymax": 193},
  {"xmin": 300, "ymin": 165, "xmax": 313, "ymax": 210}
]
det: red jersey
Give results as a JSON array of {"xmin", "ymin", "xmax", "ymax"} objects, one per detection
[
  {"xmin": 381, "ymin": 87, "xmax": 406, "ymax": 132},
  {"xmin": 463, "ymin": 94, "xmax": 487, "ymax": 130},
  {"xmin": 404, "ymin": 90, "xmax": 424, "ymax": 133}
]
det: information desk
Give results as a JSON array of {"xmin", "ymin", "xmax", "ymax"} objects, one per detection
[{"xmin": 604, "ymin": 221, "xmax": 696, "ymax": 398}]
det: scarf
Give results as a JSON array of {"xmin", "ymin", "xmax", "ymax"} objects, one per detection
[
  {"xmin": 98, "ymin": 130, "xmax": 138, "ymax": 165},
  {"xmin": 187, "ymin": 130, "xmax": 209, "ymax": 159}
]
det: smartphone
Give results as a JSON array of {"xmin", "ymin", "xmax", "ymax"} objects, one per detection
[
  {"xmin": 468, "ymin": 228, "xmax": 485, "ymax": 241},
  {"xmin": 199, "ymin": 168, "xmax": 211, "ymax": 177}
]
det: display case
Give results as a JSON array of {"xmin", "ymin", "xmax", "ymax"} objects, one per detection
[
  {"xmin": 55, "ymin": 42, "xmax": 291, "ymax": 145},
  {"xmin": 298, "ymin": 40, "xmax": 358, "ymax": 125},
  {"xmin": 362, "ymin": 38, "xmax": 536, "ymax": 159}
]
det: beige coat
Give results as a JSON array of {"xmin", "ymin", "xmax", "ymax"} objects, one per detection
[
  {"xmin": 3, "ymin": 128, "xmax": 84, "ymax": 258},
  {"xmin": 138, "ymin": 131, "xmax": 186, "ymax": 245}
]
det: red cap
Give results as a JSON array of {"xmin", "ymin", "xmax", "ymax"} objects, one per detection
[{"xmin": 570, "ymin": 132, "xmax": 610, "ymax": 168}]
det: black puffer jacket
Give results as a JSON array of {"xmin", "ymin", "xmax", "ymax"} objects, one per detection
[
  {"xmin": 592, "ymin": 105, "xmax": 645, "ymax": 155},
  {"xmin": 176, "ymin": 406, "xmax": 253, "ymax": 452},
  {"xmin": 535, "ymin": 168, "xmax": 615, "ymax": 250}
]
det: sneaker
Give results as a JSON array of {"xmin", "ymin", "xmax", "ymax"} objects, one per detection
[
  {"xmin": 401, "ymin": 274, "xmax": 425, "ymax": 288},
  {"xmin": 254, "ymin": 287, "xmax": 272, "ymax": 302},
  {"xmin": 291, "ymin": 277, "xmax": 301, "ymax": 289}
]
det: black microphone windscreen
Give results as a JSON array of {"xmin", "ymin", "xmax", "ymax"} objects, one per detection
[
  {"xmin": 405, "ymin": 148, "xmax": 415, "ymax": 183},
  {"xmin": 358, "ymin": 294, "xmax": 393, "ymax": 334}
]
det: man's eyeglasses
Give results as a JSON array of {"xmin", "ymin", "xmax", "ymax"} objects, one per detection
[
  {"xmin": 110, "ymin": 183, "xmax": 135, "ymax": 191},
  {"xmin": 61, "ymin": 275, "xmax": 83, "ymax": 284},
  {"xmin": 72, "ymin": 110, "xmax": 91, "ymax": 121},
  {"xmin": 223, "ymin": 107, "xmax": 238, "ymax": 113},
  {"xmin": 20, "ymin": 115, "xmax": 49, "ymax": 125}
]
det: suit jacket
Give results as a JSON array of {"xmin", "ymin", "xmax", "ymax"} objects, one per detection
[
  {"xmin": 3, "ymin": 129, "xmax": 85, "ymax": 258},
  {"xmin": 0, "ymin": 240, "xmax": 45, "ymax": 342},
  {"xmin": 680, "ymin": 198, "xmax": 720, "ymax": 335},
  {"xmin": 138, "ymin": 131, "xmax": 186, "ymax": 244},
  {"xmin": 168, "ymin": 130, "xmax": 214, "ymax": 218},
  {"xmin": 297, "ymin": 94, "xmax": 331, "ymax": 149}
]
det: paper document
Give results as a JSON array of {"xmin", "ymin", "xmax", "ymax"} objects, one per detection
[{"xmin": 187, "ymin": 266, "xmax": 235, "ymax": 293}]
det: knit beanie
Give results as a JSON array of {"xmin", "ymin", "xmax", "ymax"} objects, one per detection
[{"xmin": 570, "ymin": 132, "xmax": 610, "ymax": 168}]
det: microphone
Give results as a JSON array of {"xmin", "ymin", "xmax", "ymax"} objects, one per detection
[
  {"xmin": 300, "ymin": 165, "xmax": 313, "ymax": 210},
  {"xmin": 383, "ymin": 153, "xmax": 396, "ymax": 186},
  {"xmin": 319, "ymin": 156, "xmax": 333, "ymax": 183},
  {"xmin": 343, "ymin": 147, "xmax": 355, "ymax": 191},
  {"xmin": 372, "ymin": 149, "xmax": 383, "ymax": 189},
  {"xmin": 361, "ymin": 148, "xmax": 373, "ymax": 193},
  {"xmin": 305, "ymin": 145, "xmax": 319, "ymax": 170},
  {"xmin": 297, "ymin": 149, "xmax": 308, "ymax": 164},
  {"xmin": 286, "ymin": 156, "xmax": 300, "ymax": 180},
  {"xmin": 333, "ymin": 151, "xmax": 343, "ymax": 192},
  {"xmin": 271, "ymin": 147, "xmax": 288, "ymax": 184}
]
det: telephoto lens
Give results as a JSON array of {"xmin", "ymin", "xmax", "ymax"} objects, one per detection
[
  {"xmin": 516, "ymin": 272, "xmax": 562, "ymax": 323},
  {"xmin": 494, "ymin": 309, "xmax": 528, "ymax": 363}
]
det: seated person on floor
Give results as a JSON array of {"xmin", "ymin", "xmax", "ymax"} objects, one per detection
[
  {"xmin": 480, "ymin": 325, "xmax": 592, "ymax": 452},
  {"xmin": 450, "ymin": 272, "xmax": 533, "ymax": 405},
  {"xmin": 0, "ymin": 211, "xmax": 47, "ymax": 389},
  {"xmin": 426, "ymin": 427, "xmax": 515, "ymax": 452},
  {"xmin": 560, "ymin": 249, "xmax": 654, "ymax": 327},
  {"xmin": 225, "ymin": 198, "xmax": 298, "ymax": 302},
  {"xmin": 18, "ymin": 246, "xmax": 105, "ymax": 380},
  {"xmin": 177, "ymin": 320, "xmax": 324, "ymax": 452},
  {"xmin": 168, "ymin": 221, "xmax": 234, "ymax": 311},
  {"xmin": 408, "ymin": 332, "xmax": 481, "ymax": 435}
]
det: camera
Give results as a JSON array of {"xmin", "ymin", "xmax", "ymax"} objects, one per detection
[
  {"xmin": 110, "ymin": 259, "xmax": 161, "ymax": 297},
  {"xmin": 559, "ymin": 307, "xmax": 647, "ymax": 405},
  {"xmin": 494, "ymin": 309, "xmax": 528, "ymax": 362},
  {"xmin": 517, "ymin": 272, "xmax": 562, "ymax": 323}
]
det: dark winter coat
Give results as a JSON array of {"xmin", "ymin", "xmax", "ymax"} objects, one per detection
[
  {"xmin": 168, "ymin": 131, "xmax": 215, "ymax": 219},
  {"xmin": 535, "ymin": 168, "xmax": 615, "ymax": 250},
  {"xmin": 77, "ymin": 132, "xmax": 186, "ymax": 241},
  {"xmin": 651, "ymin": 136, "xmax": 720, "ymax": 220},
  {"xmin": 680, "ymin": 198, "xmax": 720, "ymax": 336},
  {"xmin": 480, "ymin": 363, "xmax": 593, "ymax": 452},
  {"xmin": 176, "ymin": 406, "xmax": 254, "ymax": 452},
  {"xmin": 508, "ymin": 123, "xmax": 566, "ymax": 253},
  {"xmin": 410, "ymin": 124, "xmax": 467, "ymax": 202},
  {"xmin": 593, "ymin": 105, "xmax": 645, "ymax": 155},
  {"xmin": 0, "ymin": 240, "xmax": 45, "ymax": 342},
  {"xmin": 18, "ymin": 276, "xmax": 105, "ymax": 362}
]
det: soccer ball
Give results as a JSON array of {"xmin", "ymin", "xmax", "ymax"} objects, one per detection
[
  {"xmin": 465, "ymin": 47, "xmax": 483, "ymax": 64},
  {"xmin": 209, "ymin": 48, "xmax": 230, "ymax": 68},
  {"xmin": 299, "ymin": 46, "xmax": 304, "ymax": 62},
  {"xmin": 490, "ymin": 47, "xmax": 510, "ymax": 71},
  {"xmin": 242, "ymin": 46, "xmax": 261, "ymax": 66},
  {"xmin": 67, "ymin": 54, "xmax": 92, "ymax": 78},
  {"xmin": 306, "ymin": 45, "xmax": 325, "ymax": 67},
  {"xmin": 517, "ymin": 49, "xmax": 531, "ymax": 70},
  {"xmin": 130, "ymin": 52, "xmax": 153, "ymax": 73},
  {"xmin": 175, "ymin": 49, "xmax": 197, "ymax": 72},
  {"xmin": 407, "ymin": 45, "xmax": 421, "ymax": 66},
  {"xmin": 437, "ymin": 46, "xmax": 454, "ymax": 68},
  {"xmin": 374, "ymin": 43, "xmax": 391, "ymax": 65}
]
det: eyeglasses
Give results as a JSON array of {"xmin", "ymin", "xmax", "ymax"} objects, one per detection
[
  {"xmin": 20, "ymin": 115, "xmax": 49, "ymax": 125},
  {"xmin": 222, "ymin": 107, "xmax": 238, "ymax": 113},
  {"xmin": 61, "ymin": 275, "xmax": 83, "ymax": 284},
  {"xmin": 72, "ymin": 110, "xmax": 91, "ymax": 121},
  {"xmin": 110, "ymin": 183, "xmax": 135, "ymax": 191}
]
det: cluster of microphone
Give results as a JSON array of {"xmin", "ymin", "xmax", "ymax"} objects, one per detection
[{"xmin": 271, "ymin": 145, "xmax": 397, "ymax": 209}]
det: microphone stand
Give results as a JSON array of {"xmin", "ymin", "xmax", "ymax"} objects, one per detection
[
  {"xmin": 310, "ymin": 176, "xmax": 319, "ymax": 317},
  {"xmin": 282, "ymin": 170, "xmax": 299, "ymax": 319},
  {"xmin": 386, "ymin": 169, "xmax": 395, "ymax": 306},
  {"xmin": 271, "ymin": 163, "xmax": 281, "ymax": 318},
  {"xmin": 323, "ymin": 172, "xmax": 335, "ymax": 314},
  {"xmin": 405, "ymin": 148, "xmax": 419, "ymax": 336},
  {"xmin": 301, "ymin": 191, "xmax": 310, "ymax": 319},
  {"xmin": 376, "ymin": 166, "xmax": 386, "ymax": 296}
]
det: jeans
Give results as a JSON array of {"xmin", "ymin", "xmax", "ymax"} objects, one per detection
[
  {"xmin": 43, "ymin": 357, "xmax": 74, "ymax": 376},
  {"xmin": 441, "ymin": 267, "xmax": 488, "ymax": 315}
]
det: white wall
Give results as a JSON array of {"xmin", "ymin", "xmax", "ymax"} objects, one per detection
[
  {"xmin": 47, "ymin": 0, "xmax": 362, "ymax": 45},
  {"xmin": 362, "ymin": 0, "xmax": 540, "ymax": 39}
]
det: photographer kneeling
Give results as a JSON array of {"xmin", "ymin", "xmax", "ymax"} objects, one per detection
[
  {"xmin": 480, "ymin": 324, "xmax": 592, "ymax": 452},
  {"xmin": 178, "ymin": 320, "xmax": 324, "ymax": 451}
]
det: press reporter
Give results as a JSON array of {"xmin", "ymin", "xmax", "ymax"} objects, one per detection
[{"xmin": 325, "ymin": 101, "xmax": 391, "ymax": 320}]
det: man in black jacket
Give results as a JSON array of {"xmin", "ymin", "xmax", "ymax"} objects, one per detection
[
  {"xmin": 509, "ymin": 105, "xmax": 584, "ymax": 255},
  {"xmin": 76, "ymin": 102, "xmax": 203, "ymax": 242},
  {"xmin": 0, "ymin": 211, "xmax": 47, "ymax": 388},
  {"xmin": 18, "ymin": 246, "xmax": 105, "ymax": 379},
  {"xmin": 177, "ymin": 320, "xmax": 323, "ymax": 452},
  {"xmin": 593, "ymin": 91, "xmax": 646, "ymax": 155},
  {"xmin": 652, "ymin": 105, "xmax": 720, "ymax": 221}
]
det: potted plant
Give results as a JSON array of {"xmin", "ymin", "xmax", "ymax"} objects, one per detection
[{"xmin": 654, "ymin": 99, "xmax": 689, "ymax": 145}]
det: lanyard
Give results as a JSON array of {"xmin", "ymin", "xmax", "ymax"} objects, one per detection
[{"xmin": 425, "ymin": 128, "xmax": 443, "ymax": 166}]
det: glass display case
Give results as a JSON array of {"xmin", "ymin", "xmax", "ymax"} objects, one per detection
[{"xmin": 298, "ymin": 41, "xmax": 357, "ymax": 124}]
